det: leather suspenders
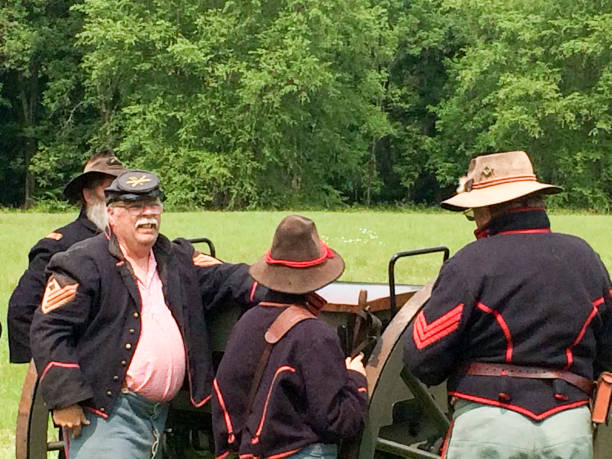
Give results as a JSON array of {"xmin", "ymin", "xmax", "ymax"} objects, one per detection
[{"xmin": 245, "ymin": 305, "xmax": 315, "ymax": 415}]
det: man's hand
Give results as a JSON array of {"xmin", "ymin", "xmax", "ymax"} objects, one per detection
[
  {"xmin": 52, "ymin": 404, "xmax": 90, "ymax": 438},
  {"xmin": 345, "ymin": 353, "xmax": 366, "ymax": 377},
  {"xmin": 193, "ymin": 253, "xmax": 223, "ymax": 267}
]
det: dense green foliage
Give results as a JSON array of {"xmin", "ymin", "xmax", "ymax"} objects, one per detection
[{"xmin": 1, "ymin": 0, "xmax": 610, "ymax": 210}]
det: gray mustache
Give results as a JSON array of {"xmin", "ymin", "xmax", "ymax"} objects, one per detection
[{"xmin": 135, "ymin": 217, "xmax": 159, "ymax": 229}]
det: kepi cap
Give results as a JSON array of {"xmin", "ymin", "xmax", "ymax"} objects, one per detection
[{"xmin": 105, "ymin": 170, "xmax": 164, "ymax": 204}]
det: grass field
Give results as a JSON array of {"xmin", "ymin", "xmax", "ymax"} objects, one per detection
[{"xmin": 0, "ymin": 210, "xmax": 610, "ymax": 458}]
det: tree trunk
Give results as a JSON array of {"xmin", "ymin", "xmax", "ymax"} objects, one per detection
[{"xmin": 18, "ymin": 68, "xmax": 39, "ymax": 209}]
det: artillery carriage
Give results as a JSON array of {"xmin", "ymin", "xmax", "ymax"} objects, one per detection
[{"xmin": 15, "ymin": 241, "xmax": 612, "ymax": 458}]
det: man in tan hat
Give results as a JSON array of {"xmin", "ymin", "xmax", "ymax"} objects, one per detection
[
  {"xmin": 8, "ymin": 149, "xmax": 125, "ymax": 363},
  {"xmin": 403, "ymin": 151, "xmax": 612, "ymax": 458},
  {"xmin": 212, "ymin": 215, "xmax": 367, "ymax": 459}
]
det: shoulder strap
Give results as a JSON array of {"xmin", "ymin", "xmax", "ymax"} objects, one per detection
[
  {"xmin": 265, "ymin": 306, "xmax": 316, "ymax": 344},
  {"xmin": 246, "ymin": 305, "xmax": 316, "ymax": 415}
]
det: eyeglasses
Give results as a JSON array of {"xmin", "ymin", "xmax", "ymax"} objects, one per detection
[
  {"xmin": 463, "ymin": 208, "xmax": 475, "ymax": 221},
  {"xmin": 112, "ymin": 201, "xmax": 163, "ymax": 215}
]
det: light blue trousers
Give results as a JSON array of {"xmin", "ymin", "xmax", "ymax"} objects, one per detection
[
  {"xmin": 64, "ymin": 390, "xmax": 169, "ymax": 459},
  {"xmin": 444, "ymin": 400, "xmax": 592, "ymax": 459},
  {"xmin": 288, "ymin": 443, "xmax": 338, "ymax": 458}
]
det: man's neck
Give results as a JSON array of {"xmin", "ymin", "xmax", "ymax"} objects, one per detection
[{"xmin": 121, "ymin": 246, "xmax": 152, "ymax": 282}]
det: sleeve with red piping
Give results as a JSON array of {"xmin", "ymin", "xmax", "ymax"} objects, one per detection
[
  {"xmin": 30, "ymin": 251, "xmax": 95, "ymax": 410},
  {"xmin": 595, "ymin": 255, "xmax": 612, "ymax": 374},
  {"xmin": 173, "ymin": 238, "xmax": 267, "ymax": 311},
  {"xmin": 403, "ymin": 259, "xmax": 474, "ymax": 386},
  {"xmin": 300, "ymin": 320, "xmax": 368, "ymax": 442},
  {"xmin": 211, "ymin": 377, "xmax": 238, "ymax": 456}
]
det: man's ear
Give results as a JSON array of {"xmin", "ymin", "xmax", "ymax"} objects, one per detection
[
  {"xmin": 82, "ymin": 187, "xmax": 94, "ymax": 206},
  {"xmin": 106, "ymin": 205, "xmax": 116, "ymax": 224}
]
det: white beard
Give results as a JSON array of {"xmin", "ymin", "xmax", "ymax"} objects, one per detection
[{"xmin": 86, "ymin": 199, "xmax": 108, "ymax": 231}]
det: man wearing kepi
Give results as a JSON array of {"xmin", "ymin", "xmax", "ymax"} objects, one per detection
[
  {"xmin": 30, "ymin": 170, "xmax": 264, "ymax": 458},
  {"xmin": 403, "ymin": 151, "xmax": 612, "ymax": 458},
  {"xmin": 212, "ymin": 215, "xmax": 367, "ymax": 459},
  {"xmin": 8, "ymin": 149, "xmax": 124, "ymax": 363}
]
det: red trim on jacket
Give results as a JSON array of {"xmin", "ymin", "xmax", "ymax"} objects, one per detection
[
  {"xmin": 249, "ymin": 282, "xmax": 259, "ymax": 302},
  {"xmin": 84, "ymin": 406, "xmax": 109, "ymax": 419},
  {"xmin": 564, "ymin": 296, "xmax": 604, "ymax": 370},
  {"xmin": 239, "ymin": 448, "xmax": 302, "ymax": 459},
  {"xmin": 475, "ymin": 302, "xmax": 513, "ymax": 362},
  {"xmin": 216, "ymin": 451, "xmax": 231, "ymax": 459},
  {"xmin": 39, "ymin": 361, "xmax": 80, "ymax": 382},
  {"xmin": 497, "ymin": 228, "xmax": 551, "ymax": 236},
  {"xmin": 213, "ymin": 378, "xmax": 236, "ymax": 445},
  {"xmin": 440, "ymin": 419, "xmax": 454, "ymax": 458},
  {"xmin": 448, "ymin": 391, "xmax": 589, "ymax": 420},
  {"xmin": 63, "ymin": 428, "xmax": 71, "ymax": 458},
  {"xmin": 182, "ymin": 339, "xmax": 212, "ymax": 407},
  {"xmin": 250, "ymin": 366, "xmax": 297, "ymax": 445},
  {"xmin": 413, "ymin": 303, "xmax": 464, "ymax": 349}
]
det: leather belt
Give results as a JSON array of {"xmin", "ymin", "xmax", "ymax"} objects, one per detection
[{"xmin": 460, "ymin": 362, "xmax": 594, "ymax": 395}]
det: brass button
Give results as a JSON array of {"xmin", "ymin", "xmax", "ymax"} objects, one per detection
[
  {"xmin": 106, "ymin": 390, "xmax": 112, "ymax": 396},
  {"xmin": 125, "ymin": 343, "xmax": 132, "ymax": 349},
  {"xmin": 133, "ymin": 312, "xmax": 139, "ymax": 318},
  {"xmin": 129, "ymin": 328, "xmax": 135, "ymax": 334},
  {"xmin": 113, "ymin": 375, "xmax": 119, "ymax": 381},
  {"xmin": 121, "ymin": 360, "xmax": 127, "ymax": 366}
]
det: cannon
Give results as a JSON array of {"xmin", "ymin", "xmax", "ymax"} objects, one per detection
[{"xmin": 15, "ymin": 241, "xmax": 612, "ymax": 458}]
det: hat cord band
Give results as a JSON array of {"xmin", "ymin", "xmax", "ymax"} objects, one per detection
[
  {"xmin": 264, "ymin": 242, "xmax": 334, "ymax": 268},
  {"xmin": 471, "ymin": 175, "xmax": 536, "ymax": 190}
]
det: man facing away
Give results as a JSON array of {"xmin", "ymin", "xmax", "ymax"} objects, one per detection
[
  {"xmin": 213, "ymin": 215, "xmax": 367, "ymax": 459},
  {"xmin": 30, "ymin": 169, "xmax": 264, "ymax": 458},
  {"xmin": 403, "ymin": 151, "xmax": 612, "ymax": 458},
  {"xmin": 8, "ymin": 149, "xmax": 125, "ymax": 362}
]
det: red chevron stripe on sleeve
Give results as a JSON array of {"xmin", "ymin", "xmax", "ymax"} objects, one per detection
[{"xmin": 413, "ymin": 303, "xmax": 464, "ymax": 350}]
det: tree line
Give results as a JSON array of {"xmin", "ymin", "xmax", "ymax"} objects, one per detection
[{"xmin": 1, "ymin": 0, "xmax": 610, "ymax": 210}]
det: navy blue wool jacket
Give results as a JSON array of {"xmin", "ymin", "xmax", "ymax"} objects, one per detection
[
  {"xmin": 403, "ymin": 209, "xmax": 612, "ymax": 420},
  {"xmin": 30, "ymin": 232, "xmax": 262, "ymax": 416},
  {"xmin": 8, "ymin": 210, "xmax": 99, "ymax": 363},
  {"xmin": 212, "ymin": 302, "xmax": 367, "ymax": 458}
]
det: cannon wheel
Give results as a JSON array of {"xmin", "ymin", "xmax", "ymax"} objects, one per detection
[
  {"xmin": 16, "ymin": 361, "xmax": 63, "ymax": 459},
  {"xmin": 341, "ymin": 280, "xmax": 449, "ymax": 459}
]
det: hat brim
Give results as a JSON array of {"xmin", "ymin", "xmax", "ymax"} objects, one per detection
[
  {"xmin": 441, "ymin": 181, "xmax": 563, "ymax": 211},
  {"xmin": 249, "ymin": 249, "xmax": 345, "ymax": 294},
  {"xmin": 63, "ymin": 171, "xmax": 119, "ymax": 202}
]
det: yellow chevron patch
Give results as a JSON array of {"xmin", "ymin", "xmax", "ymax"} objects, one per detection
[
  {"xmin": 41, "ymin": 277, "xmax": 78, "ymax": 314},
  {"xmin": 193, "ymin": 252, "xmax": 221, "ymax": 267},
  {"xmin": 45, "ymin": 232, "xmax": 63, "ymax": 241}
]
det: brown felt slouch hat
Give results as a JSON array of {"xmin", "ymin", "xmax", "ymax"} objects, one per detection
[
  {"xmin": 249, "ymin": 215, "xmax": 344, "ymax": 294},
  {"xmin": 441, "ymin": 151, "xmax": 562, "ymax": 211},
  {"xmin": 63, "ymin": 150, "xmax": 125, "ymax": 202}
]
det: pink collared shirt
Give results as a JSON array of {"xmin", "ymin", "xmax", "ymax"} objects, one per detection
[{"xmin": 124, "ymin": 251, "xmax": 186, "ymax": 402}]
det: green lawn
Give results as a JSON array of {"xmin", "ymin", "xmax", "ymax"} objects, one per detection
[{"xmin": 0, "ymin": 210, "xmax": 610, "ymax": 458}]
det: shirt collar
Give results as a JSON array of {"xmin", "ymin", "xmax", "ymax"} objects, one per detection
[{"xmin": 474, "ymin": 208, "xmax": 551, "ymax": 239}]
